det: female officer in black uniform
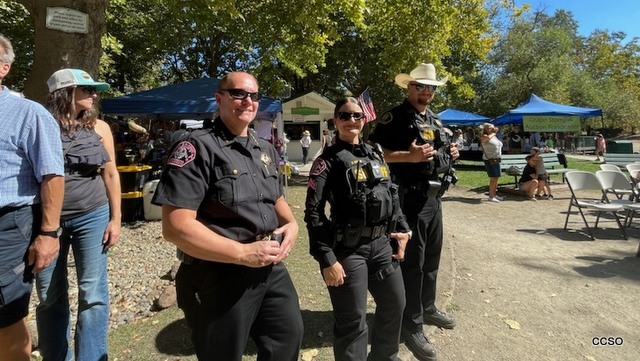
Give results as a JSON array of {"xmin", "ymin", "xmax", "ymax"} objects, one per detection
[
  {"xmin": 153, "ymin": 72, "xmax": 303, "ymax": 361},
  {"xmin": 304, "ymin": 97, "xmax": 411, "ymax": 361}
]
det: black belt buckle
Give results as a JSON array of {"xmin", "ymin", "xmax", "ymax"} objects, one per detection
[{"xmin": 256, "ymin": 233, "xmax": 284, "ymax": 244}]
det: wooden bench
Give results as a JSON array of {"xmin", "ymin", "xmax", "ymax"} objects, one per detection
[
  {"xmin": 500, "ymin": 152, "xmax": 572, "ymax": 184},
  {"xmin": 604, "ymin": 153, "xmax": 640, "ymax": 167}
]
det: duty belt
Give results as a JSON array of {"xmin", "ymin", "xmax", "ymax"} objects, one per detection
[
  {"xmin": 360, "ymin": 224, "xmax": 387, "ymax": 240},
  {"xmin": 177, "ymin": 233, "xmax": 284, "ymax": 265}
]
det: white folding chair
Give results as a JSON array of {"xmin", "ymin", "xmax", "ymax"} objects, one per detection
[
  {"xmin": 595, "ymin": 169, "xmax": 636, "ymax": 200},
  {"xmin": 596, "ymin": 170, "xmax": 640, "ymax": 227},
  {"xmin": 599, "ymin": 164, "xmax": 621, "ymax": 172},
  {"xmin": 564, "ymin": 171, "xmax": 627, "ymax": 240},
  {"xmin": 625, "ymin": 163, "xmax": 640, "ymax": 192}
]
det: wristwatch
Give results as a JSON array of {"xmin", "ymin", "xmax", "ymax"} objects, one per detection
[{"xmin": 39, "ymin": 227, "xmax": 62, "ymax": 238}]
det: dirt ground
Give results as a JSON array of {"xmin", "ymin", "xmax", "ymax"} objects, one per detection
[
  {"xmin": 412, "ymin": 184, "xmax": 640, "ymax": 361},
  {"xmin": 106, "ymin": 176, "xmax": 640, "ymax": 361}
]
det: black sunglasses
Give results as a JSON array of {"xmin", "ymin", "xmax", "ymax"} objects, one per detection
[
  {"xmin": 218, "ymin": 88, "xmax": 262, "ymax": 102},
  {"xmin": 410, "ymin": 83, "xmax": 437, "ymax": 92},
  {"xmin": 78, "ymin": 86, "xmax": 97, "ymax": 94},
  {"xmin": 337, "ymin": 112, "xmax": 365, "ymax": 121}
]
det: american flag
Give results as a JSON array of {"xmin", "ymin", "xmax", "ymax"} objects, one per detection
[{"xmin": 358, "ymin": 88, "xmax": 377, "ymax": 123}]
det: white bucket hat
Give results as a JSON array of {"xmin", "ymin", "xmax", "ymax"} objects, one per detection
[{"xmin": 395, "ymin": 63, "xmax": 448, "ymax": 88}]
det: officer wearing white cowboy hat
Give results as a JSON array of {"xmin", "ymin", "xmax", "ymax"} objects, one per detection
[
  {"xmin": 369, "ymin": 62, "xmax": 459, "ymax": 361},
  {"xmin": 394, "ymin": 62, "xmax": 449, "ymax": 88}
]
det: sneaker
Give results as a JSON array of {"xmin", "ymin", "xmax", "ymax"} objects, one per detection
[
  {"xmin": 547, "ymin": 195, "xmax": 554, "ymax": 200},
  {"xmin": 529, "ymin": 197, "xmax": 537, "ymax": 201},
  {"xmin": 494, "ymin": 195, "xmax": 505, "ymax": 201},
  {"xmin": 489, "ymin": 197, "xmax": 501, "ymax": 203},
  {"xmin": 423, "ymin": 308, "xmax": 456, "ymax": 329},
  {"xmin": 401, "ymin": 327, "xmax": 437, "ymax": 361}
]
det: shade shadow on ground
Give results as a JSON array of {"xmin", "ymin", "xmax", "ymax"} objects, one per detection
[
  {"xmin": 154, "ymin": 309, "xmax": 335, "ymax": 357},
  {"xmin": 573, "ymin": 254, "xmax": 640, "ymax": 282}
]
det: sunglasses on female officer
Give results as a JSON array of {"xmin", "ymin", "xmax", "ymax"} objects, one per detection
[
  {"xmin": 337, "ymin": 112, "xmax": 365, "ymax": 121},
  {"xmin": 410, "ymin": 83, "xmax": 438, "ymax": 92},
  {"xmin": 218, "ymin": 88, "xmax": 262, "ymax": 102}
]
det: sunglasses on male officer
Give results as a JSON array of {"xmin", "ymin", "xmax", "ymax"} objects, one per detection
[
  {"xmin": 337, "ymin": 112, "xmax": 365, "ymax": 121},
  {"xmin": 218, "ymin": 88, "xmax": 262, "ymax": 102},
  {"xmin": 410, "ymin": 83, "xmax": 437, "ymax": 92}
]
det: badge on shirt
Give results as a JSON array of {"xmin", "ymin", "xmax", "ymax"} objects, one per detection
[
  {"xmin": 167, "ymin": 141, "xmax": 196, "ymax": 167},
  {"xmin": 260, "ymin": 152, "xmax": 272, "ymax": 165},
  {"xmin": 421, "ymin": 128, "xmax": 435, "ymax": 141}
]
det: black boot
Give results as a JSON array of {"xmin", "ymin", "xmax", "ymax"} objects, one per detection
[
  {"xmin": 401, "ymin": 327, "xmax": 437, "ymax": 361},
  {"xmin": 423, "ymin": 308, "xmax": 456, "ymax": 329}
]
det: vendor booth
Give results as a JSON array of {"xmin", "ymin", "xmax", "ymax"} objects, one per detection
[
  {"xmin": 493, "ymin": 94, "xmax": 602, "ymax": 127},
  {"xmin": 438, "ymin": 109, "xmax": 490, "ymax": 161},
  {"xmin": 282, "ymin": 91, "xmax": 335, "ymax": 163},
  {"xmin": 438, "ymin": 108, "xmax": 490, "ymax": 126},
  {"xmin": 101, "ymin": 77, "xmax": 281, "ymax": 121}
]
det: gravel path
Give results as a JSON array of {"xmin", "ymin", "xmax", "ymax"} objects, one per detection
[{"xmin": 28, "ymin": 220, "xmax": 178, "ymax": 334}]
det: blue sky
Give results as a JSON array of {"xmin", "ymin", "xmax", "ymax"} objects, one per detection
[{"xmin": 515, "ymin": 0, "xmax": 639, "ymax": 39}]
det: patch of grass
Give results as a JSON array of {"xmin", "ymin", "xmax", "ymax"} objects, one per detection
[
  {"xmin": 446, "ymin": 302, "xmax": 461, "ymax": 313},
  {"xmin": 452, "ymin": 155, "xmax": 601, "ymax": 191}
]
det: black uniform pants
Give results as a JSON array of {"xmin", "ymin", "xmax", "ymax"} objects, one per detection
[
  {"xmin": 176, "ymin": 261, "xmax": 303, "ymax": 361},
  {"xmin": 398, "ymin": 187, "xmax": 444, "ymax": 331},
  {"xmin": 328, "ymin": 237, "xmax": 405, "ymax": 361}
]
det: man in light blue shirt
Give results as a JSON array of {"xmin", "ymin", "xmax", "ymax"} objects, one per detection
[{"xmin": 0, "ymin": 34, "xmax": 65, "ymax": 361}]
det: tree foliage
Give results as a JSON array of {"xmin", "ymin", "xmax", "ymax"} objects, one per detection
[
  {"xmin": 4, "ymin": 1, "xmax": 638, "ymax": 133},
  {"xmin": 476, "ymin": 5, "xmax": 640, "ymax": 133}
]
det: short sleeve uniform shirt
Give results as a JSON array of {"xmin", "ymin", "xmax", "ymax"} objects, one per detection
[{"xmin": 153, "ymin": 118, "xmax": 283, "ymax": 242}]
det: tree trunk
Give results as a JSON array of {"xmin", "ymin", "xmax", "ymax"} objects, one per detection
[{"xmin": 16, "ymin": 0, "xmax": 107, "ymax": 104}]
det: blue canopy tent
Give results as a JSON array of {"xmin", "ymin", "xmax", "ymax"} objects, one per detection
[
  {"xmin": 493, "ymin": 94, "xmax": 602, "ymax": 125},
  {"xmin": 101, "ymin": 77, "xmax": 282, "ymax": 120},
  {"xmin": 438, "ymin": 108, "xmax": 490, "ymax": 126}
]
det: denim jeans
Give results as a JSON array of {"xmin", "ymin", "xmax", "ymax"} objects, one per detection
[{"xmin": 36, "ymin": 204, "xmax": 110, "ymax": 361}]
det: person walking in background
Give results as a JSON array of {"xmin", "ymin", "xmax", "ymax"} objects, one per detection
[
  {"xmin": 595, "ymin": 133, "xmax": 606, "ymax": 161},
  {"xmin": 36, "ymin": 68, "xmax": 121, "ymax": 361},
  {"xmin": 300, "ymin": 130, "xmax": 312, "ymax": 165},
  {"xmin": 153, "ymin": 71, "xmax": 303, "ymax": 360},
  {"xmin": 480, "ymin": 123, "xmax": 504, "ymax": 203},
  {"xmin": 369, "ymin": 63, "xmax": 459, "ymax": 361},
  {"xmin": 0, "ymin": 34, "xmax": 65, "ymax": 361},
  {"xmin": 305, "ymin": 97, "xmax": 411, "ymax": 361}
]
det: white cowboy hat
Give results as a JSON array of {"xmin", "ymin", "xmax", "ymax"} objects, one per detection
[
  {"xmin": 395, "ymin": 63, "xmax": 449, "ymax": 88},
  {"xmin": 302, "ymin": 130, "xmax": 310, "ymax": 136}
]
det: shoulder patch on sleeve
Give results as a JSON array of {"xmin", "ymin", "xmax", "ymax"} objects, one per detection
[
  {"xmin": 310, "ymin": 158, "xmax": 327, "ymax": 176},
  {"xmin": 377, "ymin": 112, "xmax": 393, "ymax": 125},
  {"xmin": 167, "ymin": 141, "xmax": 196, "ymax": 167}
]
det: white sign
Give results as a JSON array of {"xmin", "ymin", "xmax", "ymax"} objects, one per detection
[
  {"xmin": 292, "ymin": 115, "xmax": 306, "ymax": 122},
  {"xmin": 46, "ymin": 7, "xmax": 88, "ymax": 34}
]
